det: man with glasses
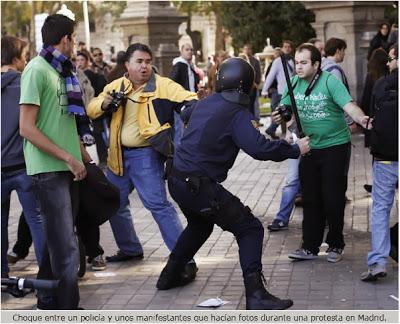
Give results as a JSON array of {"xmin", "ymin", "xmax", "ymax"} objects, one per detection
[
  {"xmin": 87, "ymin": 43, "xmax": 199, "ymax": 279},
  {"xmin": 91, "ymin": 47, "xmax": 112, "ymax": 81},
  {"xmin": 361, "ymin": 44, "xmax": 398, "ymax": 282}
]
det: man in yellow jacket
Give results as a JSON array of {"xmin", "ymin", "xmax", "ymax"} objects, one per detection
[{"xmin": 87, "ymin": 43, "xmax": 198, "ymax": 275}]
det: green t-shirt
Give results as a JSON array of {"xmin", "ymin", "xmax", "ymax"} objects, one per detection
[
  {"xmin": 281, "ymin": 71, "xmax": 353, "ymax": 149},
  {"xmin": 20, "ymin": 56, "xmax": 82, "ymax": 175}
]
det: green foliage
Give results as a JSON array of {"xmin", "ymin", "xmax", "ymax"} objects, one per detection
[
  {"xmin": 1, "ymin": 1, "xmax": 32, "ymax": 37},
  {"xmin": 1, "ymin": 1, "xmax": 127, "ymax": 37},
  {"xmin": 219, "ymin": 1, "xmax": 316, "ymax": 53}
]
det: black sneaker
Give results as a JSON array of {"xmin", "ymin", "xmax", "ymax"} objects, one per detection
[
  {"xmin": 360, "ymin": 263, "xmax": 387, "ymax": 282},
  {"xmin": 105, "ymin": 250, "xmax": 144, "ymax": 262},
  {"xmin": 7, "ymin": 252, "xmax": 25, "ymax": 264},
  {"xmin": 267, "ymin": 219, "xmax": 288, "ymax": 232},
  {"xmin": 288, "ymin": 248, "xmax": 318, "ymax": 260}
]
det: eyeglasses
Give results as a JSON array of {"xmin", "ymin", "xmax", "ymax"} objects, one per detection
[
  {"xmin": 387, "ymin": 56, "xmax": 397, "ymax": 63},
  {"xmin": 93, "ymin": 53, "xmax": 102, "ymax": 57}
]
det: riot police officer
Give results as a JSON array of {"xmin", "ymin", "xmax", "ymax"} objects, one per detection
[{"xmin": 156, "ymin": 57, "xmax": 310, "ymax": 310}]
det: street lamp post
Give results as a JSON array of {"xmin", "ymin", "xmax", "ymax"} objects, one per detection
[{"xmin": 82, "ymin": 0, "xmax": 91, "ymax": 49}]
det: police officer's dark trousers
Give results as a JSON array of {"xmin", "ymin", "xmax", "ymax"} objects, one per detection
[
  {"xmin": 159, "ymin": 172, "xmax": 294, "ymax": 309},
  {"xmin": 167, "ymin": 174, "xmax": 264, "ymax": 277}
]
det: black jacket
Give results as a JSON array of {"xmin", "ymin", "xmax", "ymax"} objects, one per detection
[
  {"xmin": 170, "ymin": 61, "xmax": 199, "ymax": 92},
  {"xmin": 78, "ymin": 163, "xmax": 120, "ymax": 227},
  {"xmin": 370, "ymin": 69, "xmax": 398, "ymax": 161}
]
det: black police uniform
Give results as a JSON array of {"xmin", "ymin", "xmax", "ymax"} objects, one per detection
[
  {"xmin": 157, "ymin": 57, "xmax": 299, "ymax": 310},
  {"xmin": 168, "ymin": 92, "xmax": 299, "ymax": 272}
]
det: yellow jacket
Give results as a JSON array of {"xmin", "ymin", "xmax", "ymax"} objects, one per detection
[{"xmin": 87, "ymin": 72, "xmax": 198, "ymax": 176}]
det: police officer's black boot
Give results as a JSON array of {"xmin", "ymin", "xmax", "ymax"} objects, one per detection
[
  {"xmin": 156, "ymin": 258, "xmax": 198, "ymax": 290},
  {"xmin": 244, "ymin": 272, "xmax": 293, "ymax": 310}
]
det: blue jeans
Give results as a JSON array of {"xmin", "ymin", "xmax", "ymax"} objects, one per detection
[
  {"xmin": 106, "ymin": 147, "xmax": 183, "ymax": 255},
  {"xmin": 32, "ymin": 171, "xmax": 80, "ymax": 309},
  {"xmin": 1, "ymin": 168, "xmax": 45, "ymax": 275},
  {"xmin": 367, "ymin": 161, "xmax": 398, "ymax": 267},
  {"xmin": 173, "ymin": 111, "xmax": 184, "ymax": 146},
  {"xmin": 275, "ymin": 157, "xmax": 300, "ymax": 224}
]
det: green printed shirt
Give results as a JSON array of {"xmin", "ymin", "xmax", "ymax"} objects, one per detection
[
  {"xmin": 20, "ymin": 56, "xmax": 82, "ymax": 175},
  {"xmin": 281, "ymin": 71, "xmax": 353, "ymax": 149}
]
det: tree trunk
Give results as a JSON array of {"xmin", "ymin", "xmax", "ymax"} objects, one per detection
[{"xmin": 215, "ymin": 13, "xmax": 225, "ymax": 51}]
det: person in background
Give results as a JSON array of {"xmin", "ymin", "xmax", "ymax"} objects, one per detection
[
  {"xmin": 107, "ymin": 51, "xmax": 127, "ymax": 83},
  {"xmin": 243, "ymin": 44, "xmax": 262, "ymax": 121},
  {"xmin": 361, "ymin": 44, "xmax": 398, "ymax": 282},
  {"xmin": 207, "ymin": 50, "xmax": 229, "ymax": 94},
  {"xmin": 78, "ymin": 41, "xmax": 87, "ymax": 53},
  {"xmin": 170, "ymin": 43, "xmax": 200, "ymax": 145},
  {"xmin": 91, "ymin": 47, "xmax": 112, "ymax": 81},
  {"xmin": 360, "ymin": 48, "xmax": 389, "ymax": 194},
  {"xmin": 262, "ymin": 40, "xmax": 295, "ymax": 139},
  {"xmin": 1, "ymin": 35, "xmax": 45, "ymax": 279},
  {"xmin": 308, "ymin": 38, "xmax": 325, "ymax": 56},
  {"xmin": 368, "ymin": 22, "xmax": 390, "ymax": 60},
  {"xmin": 76, "ymin": 51, "xmax": 109, "ymax": 168}
]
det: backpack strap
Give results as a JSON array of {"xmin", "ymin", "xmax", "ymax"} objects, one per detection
[{"xmin": 325, "ymin": 65, "xmax": 350, "ymax": 91}]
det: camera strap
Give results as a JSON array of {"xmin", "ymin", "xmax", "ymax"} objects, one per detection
[{"xmin": 304, "ymin": 69, "xmax": 322, "ymax": 97}]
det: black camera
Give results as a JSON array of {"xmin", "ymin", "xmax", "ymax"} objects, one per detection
[
  {"xmin": 276, "ymin": 104, "xmax": 292, "ymax": 122},
  {"xmin": 106, "ymin": 89, "xmax": 126, "ymax": 113}
]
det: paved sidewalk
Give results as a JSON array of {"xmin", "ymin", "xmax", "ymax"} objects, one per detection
[{"xmin": 2, "ymin": 125, "xmax": 398, "ymax": 310}]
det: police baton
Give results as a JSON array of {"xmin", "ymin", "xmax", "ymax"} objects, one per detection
[{"xmin": 280, "ymin": 54, "xmax": 305, "ymax": 138}]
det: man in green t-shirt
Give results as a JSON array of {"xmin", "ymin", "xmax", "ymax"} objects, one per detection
[
  {"xmin": 273, "ymin": 44, "xmax": 371, "ymax": 263},
  {"xmin": 19, "ymin": 14, "xmax": 91, "ymax": 310}
]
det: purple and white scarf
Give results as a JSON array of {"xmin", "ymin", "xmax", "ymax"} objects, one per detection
[{"xmin": 39, "ymin": 45, "xmax": 86, "ymax": 116}]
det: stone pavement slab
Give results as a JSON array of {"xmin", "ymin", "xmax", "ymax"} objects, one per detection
[{"xmin": 1, "ymin": 126, "xmax": 398, "ymax": 311}]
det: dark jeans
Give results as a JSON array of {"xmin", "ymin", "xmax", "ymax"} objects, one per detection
[
  {"xmin": 167, "ymin": 174, "xmax": 264, "ymax": 276},
  {"xmin": 299, "ymin": 143, "xmax": 351, "ymax": 254},
  {"xmin": 32, "ymin": 171, "xmax": 80, "ymax": 309}
]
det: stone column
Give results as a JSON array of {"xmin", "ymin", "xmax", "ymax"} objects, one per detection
[
  {"xmin": 305, "ymin": 1, "xmax": 392, "ymax": 101},
  {"xmin": 115, "ymin": 1, "xmax": 187, "ymax": 76}
]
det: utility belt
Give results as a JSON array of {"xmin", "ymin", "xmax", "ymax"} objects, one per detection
[
  {"xmin": 170, "ymin": 167, "xmax": 214, "ymax": 193},
  {"xmin": 170, "ymin": 168, "xmax": 255, "ymax": 231},
  {"xmin": 170, "ymin": 167, "xmax": 220, "ymax": 212}
]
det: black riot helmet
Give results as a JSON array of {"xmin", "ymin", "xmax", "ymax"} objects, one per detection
[{"xmin": 215, "ymin": 57, "xmax": 255, "ymax": 95}]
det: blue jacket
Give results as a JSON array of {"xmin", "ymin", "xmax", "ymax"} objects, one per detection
[
  {"xmin": 1, "ymin": 70, "xmax": 25, "ymax": 169},
  {"xmin": 174, "ymin": 93, "xmax": 300, "ymax": 182}
]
